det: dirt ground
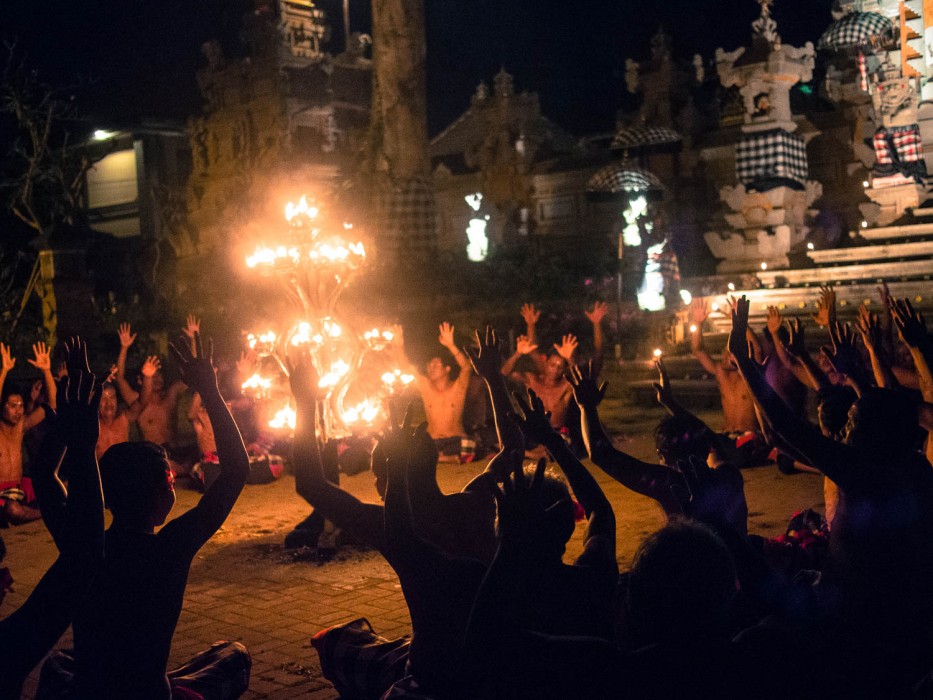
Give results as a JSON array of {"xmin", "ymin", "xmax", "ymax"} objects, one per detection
[{"xmin": 4, "ymin": 403, "xmax": 825, "ymax": 698}]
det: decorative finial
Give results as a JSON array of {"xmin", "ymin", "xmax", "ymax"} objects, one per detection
[
  {"xmin": 493, "ymin": 67, "xmax": 514, "ymax": 98},
  {"xmin": 752, "ymin": 0, "xmax": 780, "ymax": 45}
]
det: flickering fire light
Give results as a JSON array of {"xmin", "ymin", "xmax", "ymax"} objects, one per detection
[
  {"xmin": 241, "ymin": 373, "xmax": 273, "ymax": 395},
  {"xmin": 269, "ymin": 402, "xmax": 297, "ymax": 431}
]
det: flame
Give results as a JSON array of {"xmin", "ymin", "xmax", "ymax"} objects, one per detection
[
  {"xmin": 285, "ymin": 195, "xmax": 319, "ymax": 223},
  {"xmin": 381, "ymin": 368, "xmax": 415, "ymax": 389},
  {"xmin": 247, "ymin": 330, "xmax": 278, "ymax": 350},
  {"xmin": 269, "ymin": 402, "xmax": 297, "ymax": 431},
  {"xmin": 342, "ymin": 398, "xmax": 381, "ymax": 426},
  {"xmin": 242, "ymin": 373, "xmax": 273, "ymax": 392},
  {"xmin": 318, "ymin": 359, "xmax": 351, "ymax": 389},
  {"xmin": 364, "ymin": 327, "xmax": 395, "ymax": 350}
]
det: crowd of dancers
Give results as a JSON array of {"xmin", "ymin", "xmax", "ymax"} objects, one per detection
[{"xmin": 2, "ymin": 283, "xmax": 933, "ymax": 698}]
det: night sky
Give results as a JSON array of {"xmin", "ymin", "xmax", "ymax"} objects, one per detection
[{"xmin": 0, "ymin": 0, "xmax": 833, "ymax": 136}]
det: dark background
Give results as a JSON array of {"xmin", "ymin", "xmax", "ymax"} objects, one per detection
[{"xmin": 0, "ymin": 0, "xmax": 833, "ymax": 136}]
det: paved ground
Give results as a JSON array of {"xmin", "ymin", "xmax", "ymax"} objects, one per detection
[{"xmin": 5, "ymin": 407, "xmax": 825, "ymax": 698}]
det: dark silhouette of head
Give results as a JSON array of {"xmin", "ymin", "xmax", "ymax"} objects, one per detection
[
  {"xmin": 496, "ymin": 464, "xmax": 575, "ymax": 559},
  {"xmin": 843, "ymin": 388, "xmax": 918, "ymax": 461},
  {"xmin": 817, "ymin": 385, "xmax": 857, "ymax": 440},
  {"xmin": 655, "ymin": 415, "xmax": 711, "ymax": 466},
  {"xmin": 628, "ymin": 519, "xmax": 737, "ymax": 645},
  {"xmin": 100, "ymin": 441, "xmax": 175, "ymax": 527}
]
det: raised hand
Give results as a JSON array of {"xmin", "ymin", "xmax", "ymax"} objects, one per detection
[
  {"xmin": 785, "ymin": 317, "xmax": 806, "ymax": 357},
  {"xmin": 727, "ymin": 296, "xmax": 752, "ymax": 361},
  {"xmin": 553, "ymin": 333, "xmax": 578, "ymax": 361},
  {"xmin": 1, "ymin": 343, "xmax": 16, "ymax": 372},
  {"xmin": 117, "ymin": 322, "xmax": 137, "ymax": 348},
  {"xmin": 890, "ymin": 297, "xmax": 927, "ymax": 348},
  {"xmin": 438, "ymin": 322, "xmax": 456, "ymax": 349},
  {"xmin": 182, "ymin": 314, "xmax": 201, "ymax": 339},
  {"xmin": 465, "ymin": 326, "xmax": 504, "ymax": 380},
  {"xmin": 169, "ymin": 331, "xmax": 217, "ymax": 398},
  {"xmin": 236, "ymin": 349, "xmax": 257, "ymax": 379},
  {"xmin": 56, "ymin": 365, "xmax": 103, "ymax": 452},
  {"xmin": 520, "ymin": 303, "xmax": 540, "ymax": 327},
  {"xmin": 821, "ymin": 321, "xmax": 862, "ymax": 378},
  {"xmin": 585, "ymin": 301, "xmax": 609, "ymax": 325},
  {"xmin": 766, "ymin": 306, "xmax": 782, "ymax": 335},
  {"xmin": 670, "ymin": 456, "xmax": 747, "ymax": 534},
  {"xmin": 28, "ymin": 341, "xmax": 52, "ymax": 371},
  {"xmin": 567, "ymin": 361, "xmax": 607, "ymax": 408},
  {"xmin": 64, "ymin": 337, "xmax": 92, "ymax": 377},
  {"xmin": 287, "ymin": 352, "xmax": 319, "ymax": 404},
  {"xmin": 512, "ymin": 388, "xmax": 554, "ymax": 445},
  {"xmin": 689, "ymin": 298, "xmax": 710, "ymax": 326},
  {"xmin": 141, "ymin": 355, "xmax": 161, "ymax": 378},
  {"xmin": 515, "ymin": 334, "xmax": 538, "ymax": 356},
  {"xmin": 856, "ymin": 305, "xmax": 883, "ymax": 352},
  {"xmin": 812, "ymin": 285, "xmax": 836, "ymax": 327},
  {"xmin": 490, "ymin": 456, "xmax": 551, "ymax": 546}
]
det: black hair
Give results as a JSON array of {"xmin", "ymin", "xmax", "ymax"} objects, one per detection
[
  {"xmin": 99, "ymin": 441, "xmax": 171, "ymax": 520},
  {"xmin": 654, "ymin": 415, "xmax": 711, "ymax": 465},
  {"xmin": 628, "ymin": 519, "xmax": 737, "ymax": 644},
  {"xmin": 816, "ymin": 385, "xmax": 857, "ymax": 440}
]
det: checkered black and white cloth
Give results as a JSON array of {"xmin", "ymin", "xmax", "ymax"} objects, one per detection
[
  {"xmin": 818, "ymin": 11, "xmax": 895, "ymax": 50},
  {"xmin": 586, "ymin": 162, "xmax": 664, "ymax": 196},
  {"xmin": 736, "ymin": 129, "xmax": 809, "ymax": 187},
  {"xmin": 376, "ymin": 177, "xmax": 438, "ymax": 255},
  {"xmin": 610, "ymin": 125, "xmax": 682, "ymax": 152}
]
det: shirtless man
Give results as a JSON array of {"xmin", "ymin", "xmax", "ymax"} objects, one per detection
[
  {"xmin": 396, "ymin": 322, "xmax": 474, "ymax": 463},
  {"xmin": 689, "ymin": 299, "xmax": 763, "ymax": 466},
  {"xmin": 115, "ymin": 321, "xmax": 189, "ymax": 448},
  {"xmin": 0, "ymin": 342, "xmax": 57, "ymax": 525},
  {"xmin": 97, "ymin": 356, "xmax": 156, "ymax": 459},
  {"xmin": 501, "ymin": 331, "xmax": 577, "ymax": 432}
]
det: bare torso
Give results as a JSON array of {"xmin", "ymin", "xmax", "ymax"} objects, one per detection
[
  {"xmin": 0, "ymin": 422, "xmax": 25, "ymax": 483},
  {"xmin": 417, "ymin": 374, "xmax": 470, "ymax": 439},
  {"xmin": 138, "ymin": 390, "xmax": 178, "ymax": 445},
  {"xmin": 97, "ymin": 414, "xmax": 131, "ymax": 459},
  {"xmin": 525, "ymin": 375, "xmax": 574, "ymax": 429},
  {"xmin": 192, "ymin": 405, "xmax": 217, "ymax": 456},
  {"xmin": 717, "ymin": 368, "xmax": 759, "ymax": 433}
]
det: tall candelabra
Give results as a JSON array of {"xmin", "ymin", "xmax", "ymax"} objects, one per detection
[{"xmin": 244, "ymin": 196, "xmax": 411, "ymax": 439}]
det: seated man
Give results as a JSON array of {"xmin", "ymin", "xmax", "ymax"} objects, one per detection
[
  {"xmin": 2, "ymin": 339, "xmax": 105, "ymax": 698},
  {"xmin": 689, "ymin": 298, "xmax": 768, "ymax": 466},
  {"xmin": 114, "ymin": 321, "xmax": 190, "ymax": 471},
  {"xmin": 40, "ymin": 331, "xmax": 251, "ymax": 700},
  {"xmin": 0, "ymin": 341, "xmax": 57, "ymax": 525},
  {"xmin": 97, "ymin": 355, "xmax": 156, "ymax": 459},
  {"xmin": 394, "ymin": 322, "xmax": 475, "ymax": 463}
]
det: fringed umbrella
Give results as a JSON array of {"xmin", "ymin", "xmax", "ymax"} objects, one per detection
[
  {"xmin": 586, "ymin": 162, "xmax": 665, "ymax": 201},
  {"xmin": 818, "ymin": 12, "xmax": 895, "ymax": 51},
  {"xmin": 610, "ymin": 125, "xmax": 683, "ymax": 155}
]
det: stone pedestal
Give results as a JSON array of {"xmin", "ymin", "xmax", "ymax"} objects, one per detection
[{"xmin": 863, "ymin": 181, "xmax": 925, "ymax": 225}]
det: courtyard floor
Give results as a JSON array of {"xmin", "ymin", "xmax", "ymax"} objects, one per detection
[{"xmin": 6, "ymin": 407, "xmax": 825, "ymax": 698}]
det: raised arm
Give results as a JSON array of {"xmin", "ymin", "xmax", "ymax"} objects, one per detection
[
  {"xmin": 438, "ymin": 322, "xmax": 471, "ymax": 373},
  {"xmin": 890, "ymin": 297, "xmax": 933, "ymax": 401},
  {"xmin": 182, "ymin": 314, "xmax": 201, "ymax": 355},
  {"xmin": 500, "ymin": 334, "xmax": 538, "ymax": 379},
  {"xmin": 0, "ymin": 343, "xmax": 13, "ymax": 397},
  {"xmin": 289, "ymin": 354, "xmax": 383, "ymax": 547},
  {"xmin": 689, "ymin": 299, "xmax": 720, "ymax": 376},
  {"xmin": 812, "ymin": 285, "xmax": 837, "ymax": 330},
  {"xmin": 161, "ymin": 332, "xmax": 249, "ymax": 553},
  {"xmin": 730, "ymin": 297, "xmax": 855, "ymax": 488},
  {"xmin": 24, "ymin": 342, "xmax": 56, "ymax": 429},
  {"xmin": 857, "ymin": 305, "xmax": 899, "ymax": 390},
  {"xmin": 124, "ymin": 355, "xmax": 158, "ymax": 422},
  {"xmin": 463, "ymin": 327, "xmax": 525, "ymax": 489},
  {"xmin": 0, "ymin": 339, "xmax": 104, "ymax": 695},
  {"xmin": 520, "ymin": 303, "xmax": 540, "ymax": 346},
  {"xmin": 114, "ymin": 322, "xmax": 140, "ymax": 406},
  {"xmin": 584, "ymin": 301, "xmax": 608, "ymax": 377},
  {"xmin": 568, "ymin": 361, "xmax": 682, "ymax": 514},
  {"xmin": 514, "ymin": 387, "xmax": 617, "ymax": 566}
]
